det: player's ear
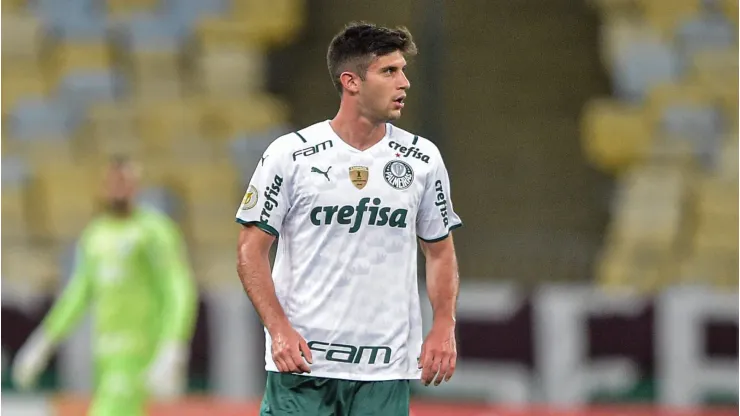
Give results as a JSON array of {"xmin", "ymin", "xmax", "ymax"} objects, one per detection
[{"xmin": 340, "ymin": 71, "xmax": 361, "ymax": 94}]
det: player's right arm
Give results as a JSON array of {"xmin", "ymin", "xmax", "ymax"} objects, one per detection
[
  {"xmin": 41, "ymin": 241, "xmax": 93, "ymax": 343},
  {"xmin": 235, "ymin": 137, "xmax": 312, "ymax": 374},
  {"xmin": 12, "ymin": 234, "xmax": 93, "ymax": 390}
]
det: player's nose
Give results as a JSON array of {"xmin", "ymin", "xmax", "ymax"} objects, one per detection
[{"xmin": 399, "ymin": 72, "xmax": 410, "ymax": 90}]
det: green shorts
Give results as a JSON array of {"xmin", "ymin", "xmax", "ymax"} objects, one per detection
[{"xmin": 259, "ymin": 372, "xmax": 410, "ymax": 416}]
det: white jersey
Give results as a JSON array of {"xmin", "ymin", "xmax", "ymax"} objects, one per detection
[{"xmin": 235, "ymin": 120, "xmax": 462, "ymax": 381}]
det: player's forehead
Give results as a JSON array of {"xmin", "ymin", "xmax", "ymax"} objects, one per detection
[{"xmin": 368, "ymin": 51, "xmax": 407, "ymax": 71}]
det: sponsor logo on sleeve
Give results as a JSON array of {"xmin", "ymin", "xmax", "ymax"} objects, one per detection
[
  {"xmin": 260, "ymin": 175, "xmax": 283, "ymax": 223},
  {"xmin": 434, "ymin": 180, "xmax": 449, "ymax": 227}
]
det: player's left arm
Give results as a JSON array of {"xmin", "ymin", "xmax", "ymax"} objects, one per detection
[
  {"xmin": 148, "ymin": 217, "xmax": 199, "ymax": 350},
  {"xmin": 415, "ymin": 144, "xmax": 462, "ymax": 386},
  {"xmin": 418, "ymin": 235, "xmax": 459, "ymax": 386},
  {"xmin": 145, "ymin": 216, "xmax": 199, "ymax": 398}
]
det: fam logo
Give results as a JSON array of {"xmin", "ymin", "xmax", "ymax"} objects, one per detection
[
  {"xmin": 293, "ymin": 140, "xmax": 333, "ymax": 161},
  {"xmin": 240, "ymin": 185, "xmax": 258, "ymax": 210},
  {"xmin": 383, "ymin": 160, "xmax": 414, "ymax": 190},
  {"xmin": 389, "ymin": 141, "xmax": 430, "ymax": 163}
]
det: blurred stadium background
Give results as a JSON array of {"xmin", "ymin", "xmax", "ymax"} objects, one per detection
[{"xmin": 1, "ymin": 0, "xmax": 738, "ymax": 414}]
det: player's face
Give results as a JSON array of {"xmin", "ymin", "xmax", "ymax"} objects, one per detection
[
  {"xmin": 360, "ymin": 51, "xmax": 410, "ymax": 122},
  {"xmin": 104, "ymin": 166, "xmax": 138, "ymax": 213}
]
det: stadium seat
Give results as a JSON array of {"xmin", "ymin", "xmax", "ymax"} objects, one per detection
[
  {"xmin": 612, "ymin": 40, "xmax": 680, "ymax": 102},
  {"xmin": 606, "ymin": 163, "xmax": 688, "ymax": 248},
  {"xmin": 20, "ymin": 136, "xmax": 78, "ymax": 167},
  {"xmin": 10, "ymin": 98, "xmax": 81, "ymax": 139},
  {"xmin": 105, "ymin": 0, "xmax": 158, "ymax": 17},
  {"xmin": 123, "ymin": 14, "xmax": 185, "ymax": 51},
  {"xmin": 674, "ymin": 10, "xmax": 737, "ymax": 62},
  {"xmin": 680, "ymin": 251, "xmax": 738, "ymax": 288},
  {"xmin": 57, "ymin": 70, "xmax": 123, "ymax": 112},
  {"xmin": 163, "ymin": 0, "xmax": 228, "ymax": 26},
  {"xmin": 200, "ymin": 95, "xmax": 290, "ymax": 140},
  {"xmin": 86, "ymin": 101, "xmax": 139, "ymax": 142},
  {"xmin": 645, "ymin": 82, "xmax": 720, "ymax": 136},
  {"xmin": 1, "ymin": 243, "xmax": 59, "ymax": 288},
  {"xmin": 198, "ymin": 47, "xmax": 267, "ymax": 97},
  {"xmin": 1, "ymin": 13, "xmax": 44, "ymax": 62},
  {"xmin": 580, "ymin": 99, "xmax": 652, "ymax": 173},
  {"xmin": 2, "ymin": 156, "xmax": 32, "ymax": 242},
  {"xmin": 49, "ymin": 42, "xmax": 112, "ymax": 86},
  {"xmin": 27, "ymin": 164, "xmax": 99, "ymax": 242},
  {"xmin": 638, "ymin": 0, "xmax": 702, "ymax": 37},
  {"xmin": 129, "ymin": 51, "xmax": 182, "ymax": 99},
  {"xmin": 599, "ymin": 17, "xmax": 661, "ymax": 74},
  {"xmin": 137, "ymin": 99, "xmax": 201, "ymax": 154},
  {"xmin": 1, "ymin": 73, "xmax": 50, "ymax": 114},
  {"xmin": 231, "ymin": 0, "xmax": 304, "ymax": 46},
  {"xmin": 52, "ymin": 12, "xmax": 109, "ymax": 40},
  {"xmin": 597, "ymin": 243, "xmax": 672, "ymax": 292},
  {"xmin": 196, "ymin": 16, "xmax": 269, "ymax": 49},
  {"xmin": 2, "ymin": 0, "xmax": 27, "ymax": 12}
]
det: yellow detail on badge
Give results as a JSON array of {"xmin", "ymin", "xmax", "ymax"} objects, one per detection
[
  {"xmin": 240, "ymin": 185, "xmax": 258, "ymax": 210},
  {"xmin": 349, "ymin": 166, "xmax": 369, "ymax": 190}
]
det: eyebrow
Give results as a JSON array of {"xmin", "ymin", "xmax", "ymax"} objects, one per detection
[{"xmin": 379, "ymin": 64, "xmax": 407, "ymax": 71}]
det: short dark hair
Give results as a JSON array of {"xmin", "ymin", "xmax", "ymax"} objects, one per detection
[{"xmin": 327, "ymin": 22, "xmax": 417, "ymax": 94}]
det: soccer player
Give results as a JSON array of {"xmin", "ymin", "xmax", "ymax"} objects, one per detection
[
  {"xmin": 235, "ymin": 22, "xmax": 462, "ymax": 415},
  {"xmin": 11, "ymin": 156, "xmax": 198, "ymax": 416}
]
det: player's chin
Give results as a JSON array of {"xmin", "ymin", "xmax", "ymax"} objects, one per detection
[{"xmin": 387, "ymin": 109, "xmax": 403, "ymax": 120}]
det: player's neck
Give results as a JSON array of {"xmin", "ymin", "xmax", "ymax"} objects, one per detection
[{"xmin": 330, "ymin": 106, "xmax": 386, "ymax": 151}]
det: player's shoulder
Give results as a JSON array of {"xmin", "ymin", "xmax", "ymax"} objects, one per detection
[
  {"xmin": 265, "ymin": 120, "xmax": 333, "ymax": 160},
  {"xmin": 387, "ymin": 124, "xmax": 443, "ymax": 162},
  {"xmin": 136, "ymin": 207, "xmax": 181, "ymax": 235}
]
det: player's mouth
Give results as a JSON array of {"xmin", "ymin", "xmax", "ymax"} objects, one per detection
[{"xmin": 392, "ymin": 95, "xmax": 406, "ymax": 109}]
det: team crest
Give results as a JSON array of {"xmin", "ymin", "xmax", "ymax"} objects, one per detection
[
  {"xmin": 383, "ymin": 160, "xmax": 414, "ymax": 190},
  {"xmin": 240, "ymin": 185, "xmax": 258, "ymax": 210},
  {"xmin": 349, "ymin": 166, "xmax": 369, "ymax": 189}
]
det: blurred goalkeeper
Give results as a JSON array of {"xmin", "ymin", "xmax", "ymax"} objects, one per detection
[{"xmin": 11, "ymin": 156, "xmax": 199, "ymax": 416}]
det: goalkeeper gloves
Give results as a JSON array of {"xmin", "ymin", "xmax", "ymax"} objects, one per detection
[
  {"xmin": 11, "ymin": 329, "xmax": 55, "ymax": 391},
  {"xmin": 146, "ymin": 341, "xmax": 189, "ymax": 400}
]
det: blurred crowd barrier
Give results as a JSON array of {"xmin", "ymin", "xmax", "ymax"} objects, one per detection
[{"xmin": 581, "ymin": 0, "xmax": 738, "ymax": 292}]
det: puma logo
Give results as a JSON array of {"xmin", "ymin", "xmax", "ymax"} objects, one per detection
[{"xmin": 311, "ymin": 166, "xmax": 331, "ymax": 182}]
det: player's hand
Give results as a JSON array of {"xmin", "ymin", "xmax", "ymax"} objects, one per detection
[
  {"xmin": 418, "ymin": 319, "xmax": 457, "ymax": 386},
  {"xmin": 270, "ymin": 324, "xmax": 313, "ymax": 374},
  {"xmin": 11, "ymin": 330, "xmax": 54, "ymax": 391},
  {"xmin": 146, "ymin": 341, "xmax": 189, "ymax": 401}
]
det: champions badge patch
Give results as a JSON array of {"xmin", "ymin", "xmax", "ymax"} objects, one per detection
[
  {"xmin": 349, "ymin": 166, "xmax": 369, "ymax": 190},
  {"xmin": 383, "ymin": 160, "xmax": 414, "ymax": 190},
  {"xmin": 240, "ymin": 185, "xmax": 258, "ymax": 210}
]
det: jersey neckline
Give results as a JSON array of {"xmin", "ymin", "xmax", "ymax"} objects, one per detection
[{"xmin": 323, "ymin": 120, "xmax": 391, "ymax": 154}]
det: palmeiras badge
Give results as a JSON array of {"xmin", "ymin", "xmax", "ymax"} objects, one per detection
[
  {"xmin": 349, "ymin": 166, "xmax": 369, "ymax": 189},
  {"xmin": 383, "ymin": 160, "xmax": 414, "ymax": 190}
]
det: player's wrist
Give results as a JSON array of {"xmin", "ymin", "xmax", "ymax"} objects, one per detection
[{"xmin": 431, "ymin": 315, "xmax": 456, "ymax": 330}]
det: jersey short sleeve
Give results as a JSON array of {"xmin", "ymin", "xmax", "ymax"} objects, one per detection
[
  {"xmin": 416, "ymin": 155, "xmax": 463, "ymax": 242},
  {"xmin": 235, "ymin": 143, "xmax": 291, "ymax": 237}
]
